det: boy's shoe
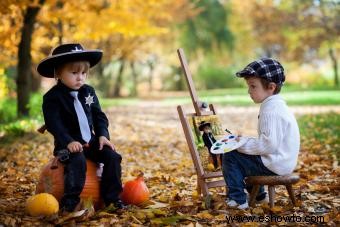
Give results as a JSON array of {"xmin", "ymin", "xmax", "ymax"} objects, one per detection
[
  {"xmin": 59, "ymin": 201, "xmax": 82, "ymax": 216},
  {"xmin": 256, "ymin": 196, "xmax": 269, "ymax": 204},
  {"xmin": 105, "ymin": 200, "xmax": 127, "ymax": 214},
  {"xmin": 237, "ymin": 201, "xmax": 249, "ymax": 209},
  {"xmin": 106, "ymin": 199, "xmax": 127, "ymax": 209},
  {"xmin": 226, "ymin": 199, "xmax": 249, "ymax": 210},
  {"xmin": 113, "ymin": 199, "xmax": 126, "ymax": 209},
  {"xmin": 59, "ymin": 199, "xmax": 94, "ymax": 217},
  {"xmin": 247, "ymin": 193, "xmax": 269, "ymax": 204},
  {"xmin": 226, "ymin": 199, "xmax": 238, "ymax": 207}
]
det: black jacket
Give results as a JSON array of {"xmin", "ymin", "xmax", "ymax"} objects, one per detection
[
  {"xmin": 42, "ymin": 81, "xmax": 110, "ymax": 151},
  {"xmin": 202, "ymin": 132, "xmax": 216, "ymax": 151}
]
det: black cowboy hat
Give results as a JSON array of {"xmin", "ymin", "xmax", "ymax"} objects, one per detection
[
  {"xmin": 37, "ymin": 43, "xmax": 103, "ymax": 78},
  {"xmin": 198, "ymin": 121, "xmax": 211, "ymax": 131}
]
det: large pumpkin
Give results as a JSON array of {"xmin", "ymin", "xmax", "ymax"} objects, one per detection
[
  {"xmin": 120, "ymin": 173, "xmax": 150, "ymax": 205},
  {"xmin": 36, "ymin": 158, "xmax": 102, "ymax": 209}
]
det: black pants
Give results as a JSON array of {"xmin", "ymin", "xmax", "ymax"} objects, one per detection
[
  {"xmin": 60, "ymin": 138, "xmax": 123, "ymax": 211},
  {"xmin": 208, "ymin": 150, "xmax": 222, "ymax": 169}
]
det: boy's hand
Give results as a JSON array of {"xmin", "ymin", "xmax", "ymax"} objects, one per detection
[
  {"xmin": 99, "ymin": 136, "xmax": 115, "ymax": 151},
  {"xmin": 67, "ymin": 141, "xmax": 83, "ymax": 153}
]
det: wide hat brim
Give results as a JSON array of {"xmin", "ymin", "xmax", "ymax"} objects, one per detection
[
  {"xmin": 199, "ymin": 122, "xmax": 211, "ymax": 131},
  {"xmin": 37, "ymin": 50, "xmax": 103, "ymax": 78}
]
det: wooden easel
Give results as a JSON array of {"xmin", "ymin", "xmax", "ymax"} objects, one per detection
[{"xmin": 177, "ymin": 48, "xmax": 226, "ymax": 197}]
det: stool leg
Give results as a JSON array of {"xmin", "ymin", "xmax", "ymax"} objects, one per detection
[
  {"xmin": 249, "ymin": 185, "xmax": 260, "ymax": 207},
  {"xmin": 285, "ymin": 184, "xmax": 297, "ymax": 206},
  {"xmin": 268, "ymin": 186, "xmax": 275, "ymax": 208}
]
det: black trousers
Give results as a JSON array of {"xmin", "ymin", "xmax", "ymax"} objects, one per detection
[
  {"xmin": 208, "ymin": 148, "xmax": 222, "ymax": 169},
  {"xmin": 60, "ymin": 138, "xmax": 123, "ymax": 211}
]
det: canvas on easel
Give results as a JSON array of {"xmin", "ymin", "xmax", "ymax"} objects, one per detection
[
  {"xmin": 176, "ymin": 48, "xmax": 226, "ymax": 197},
  {"xmin": 188, "ymin": 115, "xmax": 224, "ymax": 171}
]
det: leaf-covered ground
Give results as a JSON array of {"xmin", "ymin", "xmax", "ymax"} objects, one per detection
[{"xmin": 0, "ymin": 104, "xmax": 339, "ymax": 226}]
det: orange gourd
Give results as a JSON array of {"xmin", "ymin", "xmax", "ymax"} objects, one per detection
[
  {"xmin": 36, "ymin": 158, "xmax": 102, "ymax": 209},
  {"xmin": 120, "ymin": 173, "xmax": 150, "ymax": 205},
  {"xmin": 26, "ymin": 193, "xmax": 59, "ymax": 216}
]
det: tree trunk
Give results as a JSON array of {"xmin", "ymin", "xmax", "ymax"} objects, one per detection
[
  {"xmin": 147, "ymin": 61, "xmax": 154, "ymax": 92},
  {"xmin": 329, "ymin": 47, "xmax": 338, "ymax": 87},
  {"xmin": 16, "ymin": 0, "xmax": 45, "ymax": 117},
  {"xmin": 113, "ymin": 60, "xmax": 125, "ymax": 97},
  {"xmin": 130, "ymin": 61, "xmax": 138, "ymax": 96},
  {"xmin": 56, "ymin": 0, "xmax": 63, "ymax": 44},
  {"xmin": 173, "ymin": 66, "xmax": 185, "ymax": 91}
]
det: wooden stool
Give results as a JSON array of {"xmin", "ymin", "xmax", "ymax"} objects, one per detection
[{"xmin": 245, "ymin": 174, "xmax": 300, "ymax": 208}]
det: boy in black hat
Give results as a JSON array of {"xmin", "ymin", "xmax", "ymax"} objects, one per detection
[
  {"xmin": 37, "ymin": 43, "xmax": 124, "ymax": 213},
  {"xmin": 199, "ymin": 121, "xmax": 221, "ymax": 169},
  {"xmin": 222, "ymin": 58, "xmax": 300, "ymax": 209}
]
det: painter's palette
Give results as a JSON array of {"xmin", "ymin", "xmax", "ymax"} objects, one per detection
[{"xmin": 210, "ymin": 134, "xmax": 248, "ymax": 154}]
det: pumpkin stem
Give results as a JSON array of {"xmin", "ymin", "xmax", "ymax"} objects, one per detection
[{"xmin": 137, "ymin": 171, "xmax": 144, "ymax": 179}]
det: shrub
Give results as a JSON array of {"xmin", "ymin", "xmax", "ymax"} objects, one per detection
[{"xmin": 197, "ymin": 64, "xmax": 242, "ymax": 89}]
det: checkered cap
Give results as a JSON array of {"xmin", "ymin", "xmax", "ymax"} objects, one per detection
[{"xmin": 236, "ymin": 58, "xmax": 285, "ymax": 85}]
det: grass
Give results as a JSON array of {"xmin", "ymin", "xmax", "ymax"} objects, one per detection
[
  {"xmin": 298, "ymin": 112, "xmax": 339, "ymax": 160},
  {"xmin": 157, "ymin": 89, "xmax": 340, "ymax": 106}
]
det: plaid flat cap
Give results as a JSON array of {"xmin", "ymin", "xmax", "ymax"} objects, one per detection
[{"xmin": 236, "ymin": 58, "xmax": 285, "ymax": 85}]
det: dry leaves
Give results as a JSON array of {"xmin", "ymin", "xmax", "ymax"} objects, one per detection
[{"xmin": 0, "ymin": 104, "xmax": 339, "ymax": 226}]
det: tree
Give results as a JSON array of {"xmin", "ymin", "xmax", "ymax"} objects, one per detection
[
  {"xmin": 293, "ymin": 0, "xmax": 339, "ymax": 87},
  {"xmin": 179, "ymin": 0, "xmax": 234, "ymax": 56},
  {"xmin": 0, "ymin": 0, "xmax": 194, "ymax": 106},
  {"xmin": 17, "ymin": 0, "xmax": 45, "ymax": 117},
  {"xmin": 247, "ymin": 0, "xmax": 339, "ymax": 86},
  {"xmin": 37, "ymin": 0, "xmax": 194, "ymax": 97}
]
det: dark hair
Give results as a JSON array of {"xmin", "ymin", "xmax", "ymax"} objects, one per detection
[
  {"xmin": 55, "ymin": 61, "xmax": 90, "ymax": 78},
  {"xmin": 244, "ymin": 75, "xmax": 282, "ymax": 94}
]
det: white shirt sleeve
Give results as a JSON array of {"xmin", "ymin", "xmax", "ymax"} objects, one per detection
[{"xmin": 237, "ymin": 113, "xmax": 285, "ymax": 155}]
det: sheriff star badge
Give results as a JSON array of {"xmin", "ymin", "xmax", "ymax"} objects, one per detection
[{"xmin": 85, "ymin": 94, "xmax": 94, "ymax": 106}]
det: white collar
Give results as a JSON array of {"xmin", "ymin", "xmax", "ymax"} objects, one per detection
[{"xmin": 262, "ymin": 94, "xmax": 282, "ymax": 105}]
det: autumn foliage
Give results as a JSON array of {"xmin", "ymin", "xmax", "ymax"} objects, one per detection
[{"xmin": 0, "ymin": 105, "xmax": 339, "ymax": 226}]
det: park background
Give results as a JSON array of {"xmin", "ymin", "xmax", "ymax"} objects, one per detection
[{"xmin": 0, "ymin": 0, "xmax": 339, "ymax": 226}]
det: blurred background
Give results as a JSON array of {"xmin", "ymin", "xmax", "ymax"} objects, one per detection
[{"xmin": 0, "ymin": 0, "xmax": 339, "ymax": 133}]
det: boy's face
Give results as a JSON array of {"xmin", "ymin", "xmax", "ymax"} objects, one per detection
[
  {"xmin": 203, "ymin": 126, "xmax": 211, "ymax": 133},
  {"xmin": 246, "ymin": 77, "xmax": 275, "ymax": 103},
  {"xmin": 56, "ymin": 61, "xmax": 89, "ymax": 90}
]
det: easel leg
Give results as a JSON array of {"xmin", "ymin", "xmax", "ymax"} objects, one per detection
[{"xmin": 197, "ymin": 179, "xmax": 201, "ymax": 195}]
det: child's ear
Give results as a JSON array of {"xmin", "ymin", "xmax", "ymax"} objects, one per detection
[{"xmin": 268, "ymin": 82, "xmax": 276, "ymax": 93}]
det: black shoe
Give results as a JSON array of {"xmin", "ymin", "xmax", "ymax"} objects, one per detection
[{"xmin": 113, "ymin": 199, "xmax": 126, "ymax": 209}]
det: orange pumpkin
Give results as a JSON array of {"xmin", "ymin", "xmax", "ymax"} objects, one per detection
[
  {"xmin": 36, "ymin": 158, "xmax": 103, "ymax": 209},
  {"xmin": 120, "ymin": 173, "xmax": 150, "ymax": 205}
]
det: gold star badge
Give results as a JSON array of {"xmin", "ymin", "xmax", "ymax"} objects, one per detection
[{"xmin": 85, "ymin": 94, "xmax": 94, "ymax": 106}]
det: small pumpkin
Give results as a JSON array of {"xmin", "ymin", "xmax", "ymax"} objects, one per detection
[
  {"xmin": 120, "ymin": 173, "xmax": 150, "ymax": 205},
  {"xmin": 26, "ymin": 193, "xmax": 59, "ymax": 216},
  {"xmin": 36, "ymin": 158, "xmax": 102, "ymax": 209}
]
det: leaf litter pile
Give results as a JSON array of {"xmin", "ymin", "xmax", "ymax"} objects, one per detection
[{"xmin": 0, "ymin": 104, "xmax": 339, "ymax": 226}]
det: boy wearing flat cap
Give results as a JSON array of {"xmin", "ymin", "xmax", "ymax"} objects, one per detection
[
  {"xmin": 37, "ymin": 43, "xmax": 124, "ymax": 213},
  {"xmin": 222, "ymin": 58, "xmax": 300, "ymax": 209}
]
